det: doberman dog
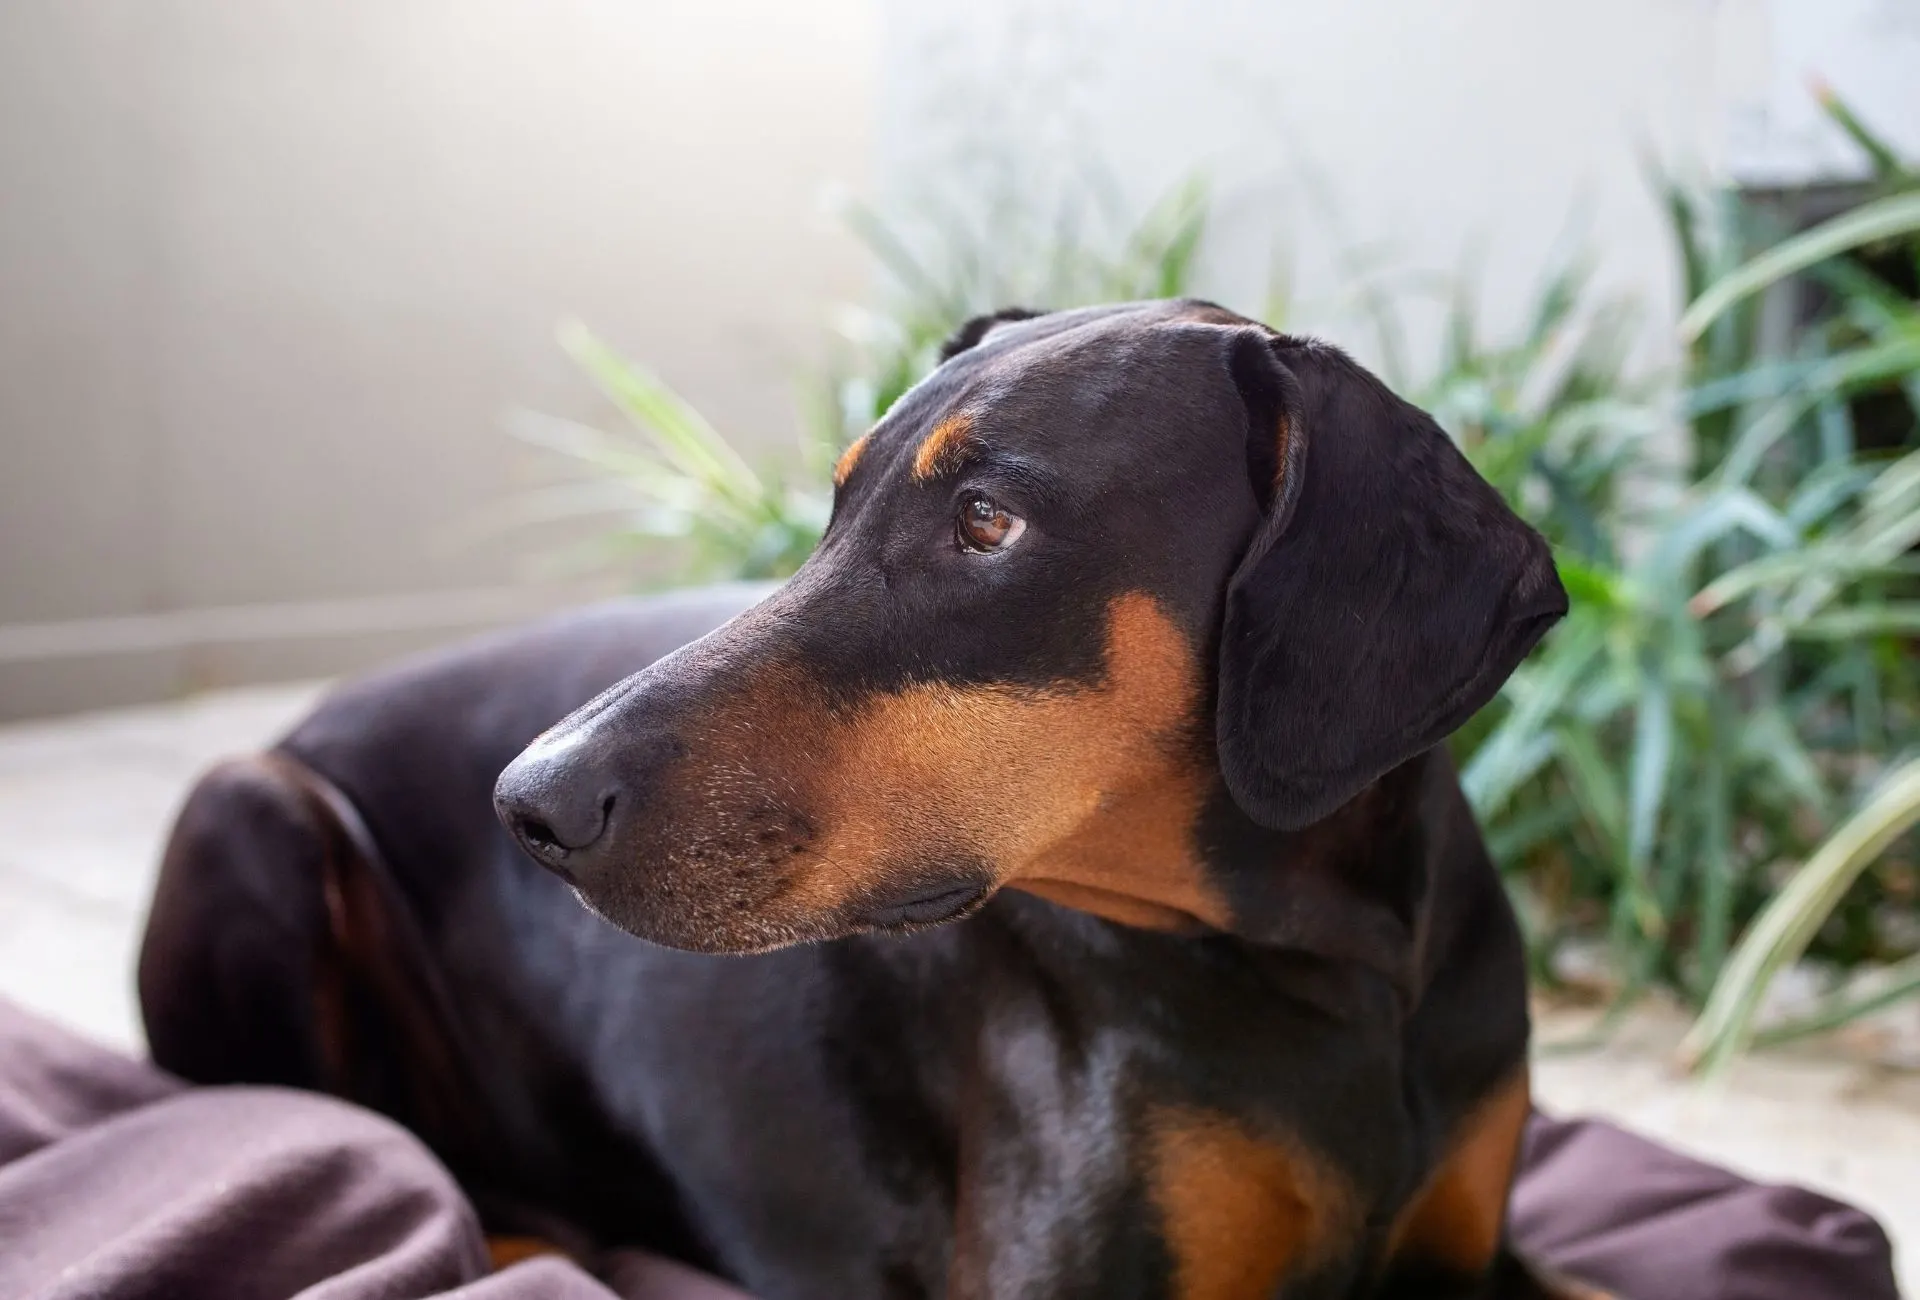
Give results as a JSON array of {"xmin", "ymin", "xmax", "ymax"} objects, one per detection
[{"xmin": 140, "ymin": 300, "xmax": 1580, "ymax": 1298}]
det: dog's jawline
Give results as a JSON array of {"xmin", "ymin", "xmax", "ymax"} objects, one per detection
[{"xmin": 863, "ymin": 882, "xmax": 991, "ymax": 929}]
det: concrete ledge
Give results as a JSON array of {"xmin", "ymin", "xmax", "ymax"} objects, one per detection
[{"xmin": 0, "ymin": 586, "xmax": 604, "ymax": 722}]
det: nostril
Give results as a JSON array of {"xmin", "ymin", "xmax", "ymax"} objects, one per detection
[
  {"xmin": 504, "ymin": 789, "xmax": 616, "ymax": 863},
  {"xmin": 518, "ymin": 816, "xmax": 564, "ymax": 853},
  {"xmin": 494, "ymin": 739, "xmax": 624, "ymax": 869}
]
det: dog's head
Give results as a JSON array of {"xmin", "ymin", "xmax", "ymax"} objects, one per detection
[{"xmin": 494, "ymin": 301, "xmax": 1564, "ymax": 954}]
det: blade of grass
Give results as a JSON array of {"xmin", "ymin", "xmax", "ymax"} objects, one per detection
[
  {"xmin": 1683, "ymin": 756, "xmax": 1920, "ymax": 1073},
  {"xmin": 1679, "ymin": 191, "xmax": 1920, "ymax": 341},
  {"xmin": 1751, "ymin": 952, "xmax": 1920, "ymax": 1048}
]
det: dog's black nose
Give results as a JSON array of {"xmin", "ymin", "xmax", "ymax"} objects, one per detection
[{"xmin": 494, "ymin": 739, "xmax": 618, "ymax": 877}]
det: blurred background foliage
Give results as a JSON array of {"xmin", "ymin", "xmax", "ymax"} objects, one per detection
[{"xmin": 521, "ymin": 97, "xmax": 1920, "ymax": 1068}]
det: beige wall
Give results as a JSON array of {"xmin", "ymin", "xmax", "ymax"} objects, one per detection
[
  {"xmin": 0, "ymin": 0, "xmax": 875, "ymax": 719},
  {"xmin": 874, "ymin": 0, "xmax": 1778, "ymax": 374}
]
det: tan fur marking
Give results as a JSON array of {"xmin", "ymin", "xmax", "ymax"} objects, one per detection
[
  {"xmin": 1012, "ymin": 879, "xmax": 1211, "ymax": 934},
  {"xmin": 833, "ymin": 431, "xmax": 871, "ymax": 486},
  {"xmin": 486, "ymin": 1236, "xmax": 564, "ymax": 1270},
  {"xmin": 1386, "ymin": 1067, "xmax": 1532, "ymax": 1276},
  {"xmin": 912, "ymin": 413, "xmax": 975, "ymax": 480},
  {"xmin": 796, "ymin": 592, "xmax": 1224, "ymax": 928},
  {"xmin": 657, "ymin": 592, "xmax": 1227, "ymax": 943},
  {"xmin": 1146, "ymin": 1106, "xmax": 1355, "ymax": 1300}
]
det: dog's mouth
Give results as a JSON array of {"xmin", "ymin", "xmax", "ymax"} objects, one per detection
[{"xmin": 865, "ymin": 882, "xmax": 992, "ymax": 930}]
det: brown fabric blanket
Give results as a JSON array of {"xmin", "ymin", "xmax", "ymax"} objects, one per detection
[
  {"xmin": 0, "ymin": 994, "xmax": 1899, "ymax": 1300},
  {"xmin": 1511, "ymin": 1115, "xmax": 1900, "ymax": 1299},
  {"xmin": 0, "ymin": 996, "xmax": 746, "ymax": 1300}
]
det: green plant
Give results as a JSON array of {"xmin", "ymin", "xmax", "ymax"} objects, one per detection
[
  {"xmin": 506, "ymin": 321, "xmax": 829, "ymax": 581},
  {"xmin": 1462, "ymin": 444, "xmax": 1920, "ymax": 1008},
  {"xmin": 1669, "ymin": 164, "xmax": 1920, "ymax": 1067},
  {"xmin": 1684, "ymin": 756, "xmax": 1920, "ymax": 1071},
  {"xmin": 1463, "ymin": 100, "xmax": 1920, "ymax": 1049}
]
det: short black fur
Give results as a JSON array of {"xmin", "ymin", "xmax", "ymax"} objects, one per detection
[{"xmin": 140, "ymin": 302, "xmax": 1573, "ymax": 1300}]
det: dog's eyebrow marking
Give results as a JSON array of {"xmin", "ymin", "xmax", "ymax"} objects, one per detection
[
  {"xmin": 833, "ymin": 432, "xmax": 872, "ymax": 487},
  {"xmin": 911, "ymin": 413, "xmax": 975, "ymax": 481}
]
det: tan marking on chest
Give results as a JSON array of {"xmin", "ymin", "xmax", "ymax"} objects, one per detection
[
  {"xmin": 1146, "ymin": 1107, "xmax": 1356, "ymax": 1300},
  {"xmin": 833, "ymin": 431, "xmax": 872, "ymax": 486},
  {"xmin": 912, "ymin": 412, "xmax": 975, "ymax": 480},
  {"xmin": 1386, "ymin": 1066, "xmax": 1531, "ymax": 1276}
]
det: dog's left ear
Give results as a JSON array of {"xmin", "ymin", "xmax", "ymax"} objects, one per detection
[
  {"xmin": 939, "ymin": 307, "xmax": 1044, "ymax": 362},
  {"xmin": 1216, "ymin": 335, "xmax": 1567, "ymax": 830}
]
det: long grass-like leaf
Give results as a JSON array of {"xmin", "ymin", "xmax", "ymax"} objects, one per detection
[
  {"xmin": 1814, "ymin": 83, "xmax": 1917, "ymax": 187},
  {"xmin": 1683, "ymin": 756, "xmax": 1920, "ymax": 1072},
  {"xmin": 1624, "ymin": 676, "xmax": 1674, "ymax": 884},
  {"xmin": 1649, "ymin": 488, "xmax": 1797, "ymax": 583},
  {"xmin": 559, "ymin": 321, "xmax": 767, "ymax": 506},
  {"xmin": 1694, "ymin": 703, "xmax": 1736, "ymax": 995},
  {"xmin": 1751, "ymin": 952, "xmax": 1920, "ymax": 1048},
  {"xmin": 1791, "ymin": 604, "xmax": 1920, "ymax": 639},
  {"xmin": 1679, "ymin": 190, "xmax": 1920, "ymax": 341}
]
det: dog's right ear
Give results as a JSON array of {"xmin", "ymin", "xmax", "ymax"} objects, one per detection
[
  {"xmin": 939, "ymin": 308, "xmax": 1044, "ymax": 362},
  {"xmin": 1215, "ymin": 335, "xmax": 1567, "ymax": 831}
]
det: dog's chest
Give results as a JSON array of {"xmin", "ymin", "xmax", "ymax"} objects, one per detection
[
  {"xmin": 617, "ymin": 920, "xmax": 1408, "ymax": 1300},
  {"xmin": 932, "ymin": 964, "xmax": 1391, "ymax": 1300}
]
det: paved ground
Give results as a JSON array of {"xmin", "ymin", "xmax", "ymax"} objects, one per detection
[
  {"xmin": 0, "ymin": 683, "xmax": 327, "ymax": 1048},
  {"xmin": 1, "ymin": 684, "xmax": 1914, "ymax": 1292}
]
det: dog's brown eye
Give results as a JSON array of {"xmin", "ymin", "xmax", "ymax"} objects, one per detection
[{"xmin": 957, "ymin": 493, "xmax": 1026, "ymax": 553}]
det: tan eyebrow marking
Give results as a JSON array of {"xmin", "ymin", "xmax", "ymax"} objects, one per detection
[
  {"xmin": 912, "ymin": 413, "xmax": 974, "ymax": 481},
  {"xmin": 833, "ymin": 432, "xmax": 872, "ymax": 487}
]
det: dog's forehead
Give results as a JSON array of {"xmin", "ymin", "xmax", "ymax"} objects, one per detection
[
  {"xmin": 956, "ymin": 299, "xmax": 1252, "ymax": 387},
  {"xmin": 979, "ymin": 298, "xmax": 1250, "ymax": 352},
  {"xmin": 874, "ymin": 301, "xmax": 1258, "ymax": 462}
]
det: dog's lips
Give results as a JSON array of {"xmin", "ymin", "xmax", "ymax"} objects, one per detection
[{"xmin": 865, "ymin": 882, "xmax": 991, "ymax": 929}]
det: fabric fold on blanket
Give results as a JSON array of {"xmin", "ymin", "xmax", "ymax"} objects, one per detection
[
  {"xmin": 0, "ymin": 993, "xmax": 1902, "ymax": 1300},
  {"xmin": 1509, "ymin": 1112, "xmax": 1901, "ymax": 1300},
  {"xmin": 0, "ymin": 996, "xmax": 748, "ymax": 1300}
]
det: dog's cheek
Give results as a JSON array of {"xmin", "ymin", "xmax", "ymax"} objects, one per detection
[{"xmin": 793, "ymin": 593, "xmax": 1214, "ymax": 900}]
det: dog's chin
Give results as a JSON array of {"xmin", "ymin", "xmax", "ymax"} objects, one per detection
[
  {"xmin": 566, "ymin": 886, "xmax": 827, "ymax": 954},
  {"xmin": 568, "ymin": 877, "xmax": 996, "ymax": 955}
]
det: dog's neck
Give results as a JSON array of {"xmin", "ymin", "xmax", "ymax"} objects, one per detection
[
  {"xmin": 1003, "ymin": 735, "xmax": 1225, "ymax": 935},
  {"xmin": 1006, "ymin": 750, "xmax": 1439, "ymax": 1004},
  {"xmin": 1008, "ymin": 879, "xmax": 1219, "ymax": 935}
]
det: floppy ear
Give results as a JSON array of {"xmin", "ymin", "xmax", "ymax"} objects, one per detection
[
  {"xmin": 939, "ymin": 307, "xmax": 1044, "ymax": 362},
  {"xmin": 1216, "ymin": 336, "xmax": 1567, "ymax": 830}
]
